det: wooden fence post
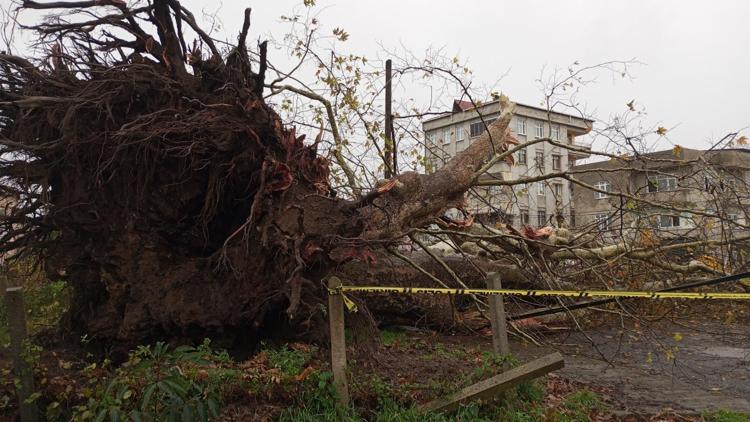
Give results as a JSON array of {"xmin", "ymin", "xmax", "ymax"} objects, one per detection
[
  {"xmin": 5, "ymin": 287, "xmax": 39, "ymax": 422},
  {"xmin": 486, "ymin": 273, "xmax": 510, "ymax": 361},
  {"xmin": 327, "ymin": 277, "xmax": 350, "ymax": 406},
  {"xmin": 421, "ymin": 352, "xmax": 564, "ymax": 413}
]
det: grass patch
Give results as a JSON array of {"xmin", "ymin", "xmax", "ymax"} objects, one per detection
[
  {"xmin": 560, "ymin": 388, "xmax": 605, "ymax": 421},
  {"xmin": 432, "ymin": 343, "xmax": 469, "ymax": 360},
  {"xmin": 702, "ymin": 409, "xmax": 750, "ymax": 422},
  {"xmin": 381, "ymin": 328, "xmax": 408, "ymax": 348}
]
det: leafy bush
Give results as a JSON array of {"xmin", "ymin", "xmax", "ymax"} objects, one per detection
[
  {"xmin": 71, "ymin": 340, "xmax": 230, "ymax": 421},
  {"xmin": 265, "ymin": 343, "xmax": 315, "ymax": 376}
]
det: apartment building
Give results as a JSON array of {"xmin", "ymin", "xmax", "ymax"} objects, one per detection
[
  {"xmin": 423, "ymin": 99, "xmax": 593, "ymax": 227},
  {"xmin": 572, "ymin": 147, "xmax": 750, "ymax": 237}
]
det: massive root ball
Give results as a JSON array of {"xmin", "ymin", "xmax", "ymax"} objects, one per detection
[{"xmin": 0, "ymin": 1, "xmax": 345, "ymax": 345}]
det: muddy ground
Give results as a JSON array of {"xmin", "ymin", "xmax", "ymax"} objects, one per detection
[
  {"xmin": 549, "ymin": 319, "xmax": 750, "ymax": 415},
  {"xmin": 363, "ymin": 302, "xmax": 750, "ymax": 418}
]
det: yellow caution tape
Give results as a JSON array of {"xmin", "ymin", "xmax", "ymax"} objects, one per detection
[
  {"xmin": 341, "ymin": 293, "xmax": 359, "ymax": 313},
  {"xmin": 330, "ymin": 285, "xmax": 750, "ymax": 300}
]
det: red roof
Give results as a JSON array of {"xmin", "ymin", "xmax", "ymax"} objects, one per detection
[{"xmin": 452, "ymin": 99, "xmax": 474, "ymax": 112}]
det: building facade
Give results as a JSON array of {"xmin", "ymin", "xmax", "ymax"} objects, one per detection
[
  {"xmin": 422, "ymin": 99, "xmax": 592, "ymax": 227},
  {"xmin": 572, "ymin": 147, "xmax": 750, "ymax": 238}
]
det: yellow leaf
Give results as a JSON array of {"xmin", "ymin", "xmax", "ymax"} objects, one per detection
[
  {"xmin": 641, "ymin": 230, "xmax": 656, "ymax": 247},
  {"xmin": 737, "ymin": 135, "xmax": 748, "ymax": 145},
  {"xmin": 673, "ymin": 332, "xmax": 683, "ymax": 342},
  {"xmin": 672, "ymin": 145, "xmax": 683, "ymax": 157},
  {"xmin": 665, "ymin": 348, "xmax": 675, "ymax": 361},
  {"xmin": 656, "ymin": 126, "xmax": 668, "ymax": 136},
  {"xmin": 645, "ymin": 351, "xmax": 653, "ymax": 363},
  {"xmin": 698, "ymin": 255, "xmax": 720, "ymax": 270}
]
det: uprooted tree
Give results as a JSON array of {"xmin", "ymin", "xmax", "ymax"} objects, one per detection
[
  {"xmin": 1, "ymin": 0, "xmax": 749, "ymax": 347},
  {"xmin": 0, "ymin": 0, "xmax": 520, "ymax": 344}
]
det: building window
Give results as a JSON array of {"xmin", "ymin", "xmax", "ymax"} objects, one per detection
[
  {"xmin": 537, "ymin": 210, "xmax": 547, "ymax": 226},
  {"xmin": 553, "ymin": 183, "xmax": 563, "ymax": 197},
  {"xmin": 517, "ymin": 149, "xmax": 527, "ymax": 165},
  {"xmin": 537, "ymin": 183, "xmax": 545, "ymax": 196},
  {"xmin": 534, "ymin": 121, "xmax": 544, "ymax": 139},
  {"xmin": 442, "ymin": 129, "xmax": 451, "ymax": 145},
  {"xmin": 648, "ymin": 174, "xmax": 677, "ymax": 192},
  {"xmin": 517, "ymin": 118, "xmax": 527, "ymax": 135},
  {"xmin": 728, "ymin": 213, "xmax": 739, "ymax": 222},
  {"xmin": 535, "ymin": 151, "xmax": 545, "ymax": 170},
  {"xmin": 470, "ymin": 121, "xmax": 489, "ymax": 137},
  {"xmin": 520, "ymin": 210, "xmax": 530, "ymax": 225},
  {"xmin": 427, "ymin": 132, "xmax": 436, "ymax": 145},
  {"xmin": 456, "ymin": 125, "xmax": 465, "ymax": 141},
  {"xmin": 551, "ymin": 154, "xmax": 561, "ymax": 170},
  {"xmin": 551, "ymin": 125, "xmax": 560, "ymax": 140},
  {"xmin": 657, "ymin": 214, "xmax": 681, "ymax": 228},
  {"xmin": 595, "ymin": 214, "xmax": 611, "ymax": 231},
  {"xmin": 594, "ymin": 181, "xmax": 610, "ymax": 199}
]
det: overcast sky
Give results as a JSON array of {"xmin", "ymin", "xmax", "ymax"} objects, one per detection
[
  {"xmin": 183, "ymin": 0, "xmax": 747, "ymax": 150},
  {"xmin": 20, "ymin": 0, "xmax": 748, "ymax": 150}
]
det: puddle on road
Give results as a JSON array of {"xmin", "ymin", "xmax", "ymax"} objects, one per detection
[{"xmin": 700, "ymin": 346, "xmax": 750, "ymax": 359}]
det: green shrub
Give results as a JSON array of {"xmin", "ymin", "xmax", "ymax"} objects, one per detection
[
  {"xmin": 265, "ymin": 343, "xmax": 315, "ymax": 376},
  {"xmin": 71, "ymin": 340, "xmax": 230, "ymax": 421}
]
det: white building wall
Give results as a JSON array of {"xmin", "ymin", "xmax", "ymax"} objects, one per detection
[{"xmin": 423, "ymin": 102, "xmax": 590, "ymax": 227}]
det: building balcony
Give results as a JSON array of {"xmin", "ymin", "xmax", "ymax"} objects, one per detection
[
  {"xmin": 568, "ymin": 139, "xmax": 592, "ymax": 160},
  {"xmin": 568, "ymin": 139, "xmax": 591, "ymax": 160}
]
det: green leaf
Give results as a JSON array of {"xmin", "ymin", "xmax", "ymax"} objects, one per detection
[
  {"xmin": 181, "ymin": 405, "xmax": 194, "ymax": 422},
  {"xmin": 196, "ymin": 402, "xmax": 208, "ymax": 422},
  {"xmin": 141, "ymin": 384, "xmax": 157, "ymax": 412},
  {"xmin": 130, "ymin": 410, "xmax": 143, "ymax": 422},
  {"xmin": 162, "ymin": 378, "xmax": 188, "ymax": 398},
  {"xmin": 168, "ymin": 408, "xmax": 180, "ymax": 422},
  {"xmin": 109, "ymin": 407, "xmax": 120, "ymax": 422},
  {"xmin": 95, "ymin": 408, "xmax": 108, "ymax": 422},
  {"xmin": 207, "ymin": 398, "xmax": 219, "ymax": 417}
]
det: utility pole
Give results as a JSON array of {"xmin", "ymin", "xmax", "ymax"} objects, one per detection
[{"xmin": 384, "ymin": 59, "xmax": 396, "ymax": 179}]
